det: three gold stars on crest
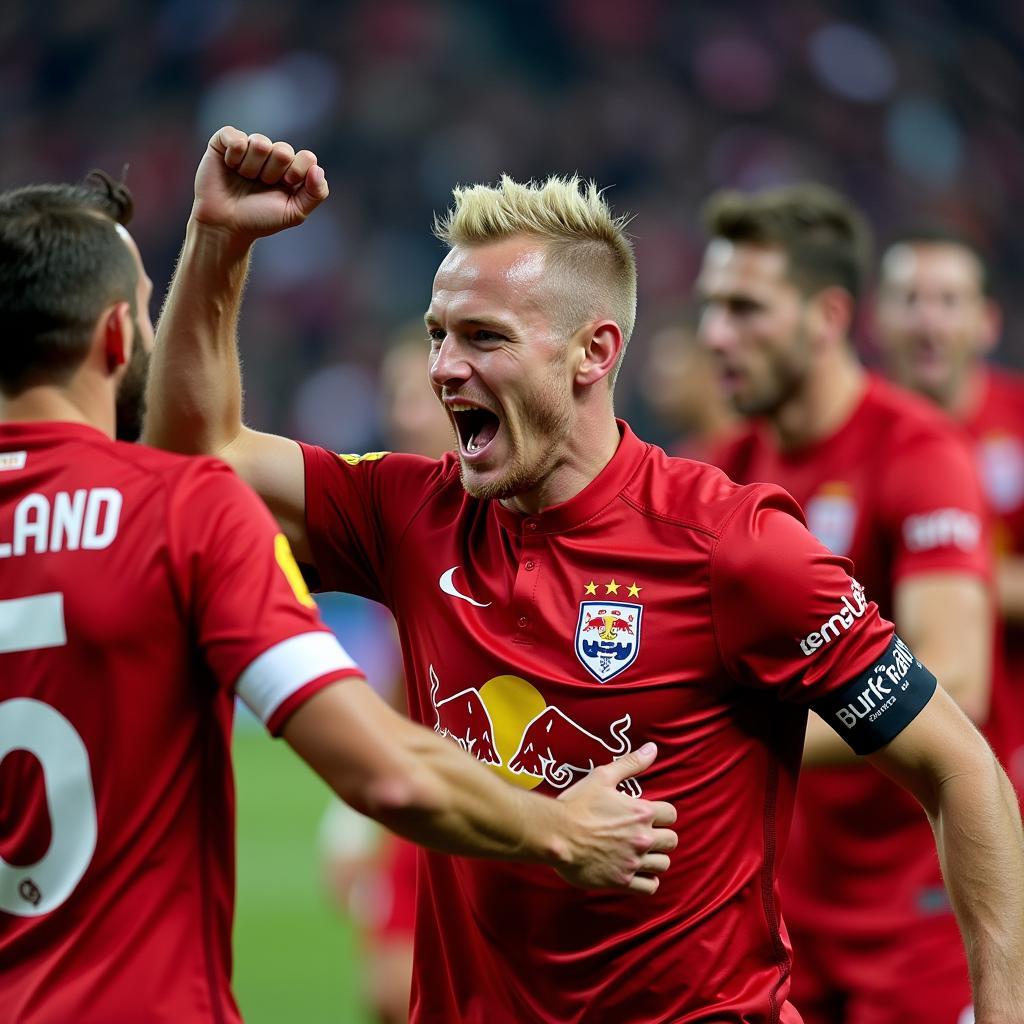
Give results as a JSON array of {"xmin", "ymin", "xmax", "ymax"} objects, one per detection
[{"xmin": 584, "ymin": 579, "xmax": 642, "ymax": 598}]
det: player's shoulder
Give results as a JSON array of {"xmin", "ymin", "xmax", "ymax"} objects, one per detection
[
  {"xmin": 625, "ymin": 438, "xmax": 803, "ymax": 541},
  {"xmin": 106, "ymin": 440, "xmax": 240, "ymax": 491},
  {"xmin": 91, "ymin": 442, "xmax": 263, "ymax": 531},
  {"xmin": 702, "ymin": 422, "xmax": 763, "ymax": 480},
  {"xmin": 984, "ymin": 364, "xmax": 1024, "ymax": 389},
  {"xmin": 854, "ymin": 375, "xmax": 973, "ymax": 470},
  {"xmin": 861, "ymin": 375, "xmax": 961, "ymax": 442},
  {"xmin": 305, "ymin": 443, "xmax": 459, "ymax": 490},
  {"xmin": 981, "ymin": 365, "xmax": 1024, "ymax": 408}
]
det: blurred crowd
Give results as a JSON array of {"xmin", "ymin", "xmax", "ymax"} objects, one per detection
[
  {"xmin": 5, "ymin": 0, "xmax": 1024, "ymax": 452},
  {"xmin": 8, "ymin": 4, "xmax": 1024, "ymax": 1019}
]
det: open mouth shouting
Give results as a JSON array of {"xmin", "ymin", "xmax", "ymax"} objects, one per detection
[{"xmin": 448, "ymin": 401, "xmax": 502, "ymax": 459}]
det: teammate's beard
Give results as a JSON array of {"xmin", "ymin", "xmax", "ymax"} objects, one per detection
[
  {"xmin": 732, "ymin": 320, "xmax": 812, "ymax": 419},
  {"xmin": 115, "ymin": 323, "xmax": 150, "ymax": 443}
]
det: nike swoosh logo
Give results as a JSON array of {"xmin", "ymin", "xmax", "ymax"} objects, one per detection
[{"xmin": 439, "ymin": 566, "xmax": 491, "ymax": 608}]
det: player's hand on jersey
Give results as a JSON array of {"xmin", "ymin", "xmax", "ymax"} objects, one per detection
[
  {"xmin": 191, "ymin": 125, "xmax": 328, "ymax": 243},
  {"xmin": 554, "ymin": 742, "xmax": 678, "ymax": 893}
]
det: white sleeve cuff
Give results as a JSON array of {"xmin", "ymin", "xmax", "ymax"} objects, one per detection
[{"xmin": 235, "ymin": 631, "xmax": 358, "ymax": 725}]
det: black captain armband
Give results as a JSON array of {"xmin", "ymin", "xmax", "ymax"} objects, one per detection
[{"xmin": 810, "ymin": 634, "xmax": 937, "ymax": 756}]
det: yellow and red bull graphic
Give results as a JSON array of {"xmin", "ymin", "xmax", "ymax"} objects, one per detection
[{"xmin": 429, "ymin": 666, "xmax": 642, "ymax": 797}]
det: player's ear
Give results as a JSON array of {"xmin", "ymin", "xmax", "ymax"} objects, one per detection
[
  {"xmin": 978, "ymin": 298, "xmax": 1002, "ymax": 357},
  {"xmin": 101, "ymin": 302, "xmax": 133, "ymax": 374},
  {"xmin": 807, "ymin": 286, "xmax": 854, "ymax": 349},
  {"xmin": 574, "ymin": 320, "xmax": 622, "ymax": 387}
]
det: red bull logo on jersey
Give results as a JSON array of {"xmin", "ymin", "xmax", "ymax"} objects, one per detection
[
  {"xmin": 429, "ymin": 666, "xmax": 500, "ymax": 764},
  {"xmin": 428, "ymin": 666, "xmax": 644, "ymax": 797},
  {"xmin": 575, "ymin": 601, "xmax": 643, "ymax": 682},
  {"xmin": 509, "ymin": 707, "xmax": 641, "ymax": 797}
]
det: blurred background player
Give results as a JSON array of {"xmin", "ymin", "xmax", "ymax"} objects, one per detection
[
  {"xmin": 318, "ymin": 324, "xmax": 453, "ymax": 1024},
  {"xmin": 639, "ymin": 311, "xmax": 738, "ymax": 461},
  {"xmin": 696, "ymin": 184, "xmax": 993, "ymax": 1024},
  {"xmin": 0, "ymin": 173, "xmax": 675, "ymax": 1024},
  {"xmin": 876, "ymin": 229, "xmax": 1024, "ymax": 798}
]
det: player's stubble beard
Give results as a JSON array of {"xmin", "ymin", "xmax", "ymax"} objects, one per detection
[
  {"xmin": 730, "ymin": 317, "xmax": 812, "ymax": 419},
  {"xmin": 895, "ymin": 336, "xmax": 969, "ymax": 412},
  {"xmin": 457, "ymin": 367, "xmax": 574, "ymax": 503},
  {"xmin": 115, "ymin": 320, "xmax": 150, "ymax": 443}
]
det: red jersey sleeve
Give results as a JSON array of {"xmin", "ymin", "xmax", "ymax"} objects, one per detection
[
  {"xmin": 300, "ymin": 444, "xmax": 448, "ymax": 604},
  {"xmin": 168, "ymin": 460, "xmax": 364, "ymax": 734},
  {"xmin": 711, "ymin": 485, "xmax": 894, "ymax": 705},
  {"xmin": 878, "ymin": 427, "xmax": 991, "ymax": 584}
]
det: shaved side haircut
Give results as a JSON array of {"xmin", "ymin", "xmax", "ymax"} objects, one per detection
[{"xmin": 434, "ymin": 175, "xmax": 637, "ymax": 381}]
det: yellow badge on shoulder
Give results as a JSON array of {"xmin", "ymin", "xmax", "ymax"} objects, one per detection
[
  {"xmin": 274, "ymin": 533, "xmax": 316, "ymax": 608},
  {"xmin": 334, "ymin": 451, "xmax": 390, "ymax": 466}
]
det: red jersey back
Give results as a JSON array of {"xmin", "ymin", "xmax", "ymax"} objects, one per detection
[
  {"xmin": 301, "ymin": 424, "xmax": 898, "ymax": 1022},
  {"xmin": 712, "ymin": 375, "xmax": 991, "ymax": 935},
  {"xmin": 0, "ymin": 423, "xmax": 361, "ymax": 1024},
  {"xmin": 965, "ymin": 368, "xmax": 1024, "ymax": 795}
]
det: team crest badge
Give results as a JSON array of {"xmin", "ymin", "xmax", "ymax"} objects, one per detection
[
  {"xmin": 575, "ymin": 581, "xmax": 643, "ymax": 682},
  {"xmin": 977, "ymin": 434, "xmax": 1024, "ymax": 513},
  {"xmin": 806, "ymin": 484, "xmax": 856, "ymax": 556}
]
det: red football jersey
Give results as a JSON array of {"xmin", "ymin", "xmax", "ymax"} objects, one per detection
[
  {"xmin": 0, "ymin": 422, "xmax": 362, "ymax": 1024},
  {"xmin": 965, "ymin": 368, "xmax": 1024, "ymax": 795},
  {"xmin": 711, "ymin": 375, "xmax": 991, "ymax": 937},
  {"xmin": 301, "ymin": 422, "xmax": 896, "ymax": 1023}
]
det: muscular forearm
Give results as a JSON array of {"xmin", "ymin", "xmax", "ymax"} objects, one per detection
[
  {"xmin": 284, "ymin": 683, "xmax": 670, "ymax": 891},
  {"xmin": 931, "ymin": 748, "xmax": 1024, "ymax": 1019},
  {"xmin": 355, "ymin": 714, "xmax": 557, "ymax": 861},
  {"xmin": 350, "ymin": 715, "xmax": 652, "ymax": 884},
  {"xmin": 143, "ymin": 219, "xmax": 251, "ymax": 454}
]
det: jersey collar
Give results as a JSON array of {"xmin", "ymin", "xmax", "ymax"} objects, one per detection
[
  {"xmin": 494, "ymin": 419, "xmax": 650, "ymax": 536},
  {"xmin": 0, "ymin": 420, "xmax": 111, "ymax": 445}
]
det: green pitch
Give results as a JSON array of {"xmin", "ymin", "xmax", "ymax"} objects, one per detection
[{"xmin": 233, "ymin": 724, "xmax": 373, "ymax": 1024}]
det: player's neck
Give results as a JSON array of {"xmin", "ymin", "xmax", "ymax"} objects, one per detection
[
  {"xmin": 947, "ymin": 364, "xmax": 987, "ymax": 421},
  {"xmin": 769, "ymin": 346, "xmax": 866, "ymax": 452},
  {"xmin": 500, "ymin": 413, "xmax": 621, "ymax": 516},
  {"xmin": 0, "ymin": 383, "xmax": 114, "ymax": 438}
]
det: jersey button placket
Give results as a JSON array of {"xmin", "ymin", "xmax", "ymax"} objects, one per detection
[{"xmin": 513, "ymin": 523, "xmax": 541, "ymax": 642}]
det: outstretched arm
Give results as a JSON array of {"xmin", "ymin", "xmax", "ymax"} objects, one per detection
[
  {"xmin": 283, "ymin": 678, "xmax": 679, "ymax": 892},
  {"xmin": 144, "ymin": 127, "xmax": 323, "ymax": 559},
  {"xmin": 868, "ymin": 687, "xmax": 1024, "ymax": 1022}
]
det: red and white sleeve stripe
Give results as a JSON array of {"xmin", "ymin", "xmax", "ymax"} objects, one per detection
[{"xmin": 235, "ymin": 630, "xmax": 364, "ymax": 734}]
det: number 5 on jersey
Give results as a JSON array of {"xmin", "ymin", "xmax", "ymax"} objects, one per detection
[{"xmin": 0, "ymin": 592, "xmax": 97, "ymax": 917}]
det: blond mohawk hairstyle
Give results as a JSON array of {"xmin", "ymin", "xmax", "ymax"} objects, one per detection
[{"xmin": 434, "ymin": 175, "xmax": 638, "ymax": 380}]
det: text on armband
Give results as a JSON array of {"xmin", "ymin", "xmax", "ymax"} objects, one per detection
[{"xmin": 834, "ymin": 635, "xmax": 917, "ymax": 730}]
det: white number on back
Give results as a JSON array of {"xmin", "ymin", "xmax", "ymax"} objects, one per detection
[{"xmin": 0, "ymin": 592, "xmax": 97, "ymax": 917}]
